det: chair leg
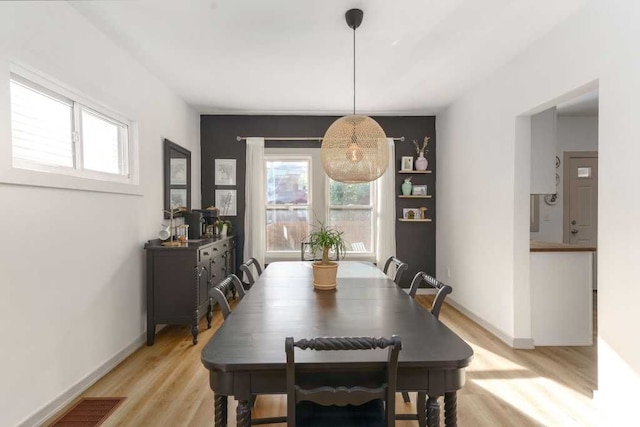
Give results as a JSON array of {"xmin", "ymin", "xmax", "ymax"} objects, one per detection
[
  {"xmin": 417, "ymin": 391, "xmax": 427, "ymax": 427},
  {"xmin": 402, "ymin": 391, "xmax": 411, "ymax": 404}
]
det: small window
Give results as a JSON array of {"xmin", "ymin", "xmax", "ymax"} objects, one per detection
[
  {"xmin": 577, "ymin": 167, "xmax": 592, "ymax": 178},
  {"xmin": 9, "ymin": 73, "xmax": 132, "ymax": 183}
]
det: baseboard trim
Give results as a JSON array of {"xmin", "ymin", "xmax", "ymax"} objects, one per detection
[
  {"xmin": 444, "ymin": 297, "xmax": 535, "ymax": 350},
  {"xmin": 21, "ymin": 332, "xmax": 146, "ymax": 427}
]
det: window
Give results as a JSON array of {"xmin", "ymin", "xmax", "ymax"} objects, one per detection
[
  {"xmin": 328, "ymin": 180, "xmax": 375, "ymax": 253},
  {"xmin": 264, "ymin": 148, "xmax": 377, "ymax": 260},
  {"xmin": 265, "ymin": 157, "xmax": 311, "ymax": 252},
  {"xmin": 9, "ymin": 73, "xmax": 131, "ymax": 182}
]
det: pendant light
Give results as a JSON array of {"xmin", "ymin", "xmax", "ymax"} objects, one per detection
[{"xmin": 321, "ymin": 8, "xmax": 388, "ymax": 183}]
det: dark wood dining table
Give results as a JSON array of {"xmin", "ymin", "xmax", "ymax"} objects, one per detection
[{"xmin": 201, "ymin": 261, "xmax": 473, "ymax": 427}]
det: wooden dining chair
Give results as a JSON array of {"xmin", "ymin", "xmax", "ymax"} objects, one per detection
[
  {"xmin": 210, "ymin": 274, "xmax": 286, "ymax": 425},
  {"xmin": 397, "ymin": 271, "xmax": 453, "ymax": 426},
  {"xmin": 239, "ymin": 257, "xmax": 263, "ymax": 290},
  {"xmin": 382, "ymin": 256, "xmax": 408, "ymax": 286},
  {"xmin": 209, "ymin": 274, "xmax": 246, "ymax": 320},
  {"xmin": 286, "ymin": 335, "xmax": 402, "ymax": 427}
]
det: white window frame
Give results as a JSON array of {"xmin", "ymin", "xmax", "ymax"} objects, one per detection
[
  {"xmin": 325, "ymin": 176, "xmax": 377, "ymax": 259},
  {"xmin": 2, "ymin": 63, "xmax": 140, "ymax": 194},
  {"xmin": 263, "ymin": 147, "xmax": 377, "ymax": 263},
  {"xmin": 265, "ymin": 154, "xmax": 313, "ymax": 260}
]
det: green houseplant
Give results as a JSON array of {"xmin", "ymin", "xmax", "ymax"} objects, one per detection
[
  {"xmin": 307, "ymin": 221, "xmax": 347, "ymax": 290},
  {"xmin": 215, "ymin": 218, "xmax": 232, "ymax": 237}
]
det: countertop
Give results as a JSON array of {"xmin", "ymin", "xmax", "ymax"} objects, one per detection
[{"xmin": 530, "ymin": 240, "xmax": 596, "ymax": 252}]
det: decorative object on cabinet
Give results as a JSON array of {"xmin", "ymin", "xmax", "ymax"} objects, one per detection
[
  {"xmin": 412, "ymin": 185, "xmax": 427, "ymax": 196},
  {"xmin": 321, "ymin": 9, "xmax": 388, "ymax": 184},
  {"xmin": 401, "ymin": 156, "xmax": 413, "ymax": 171},
  {"xmin": 401, "ymin": 177, "xmax": 413, "ymax": 195},
  {"xmin": 215, "ymin": 218, "xmax": 232, "ymax": 237},
  {"xmin": 307, "ymin": 221, "xmax": 346, "ymax": 290},
  {"xmin": 158, "ymin": 224, "xmax": 170, "ymax": 241},
  {"xmin": 161, "ymin": 207, "xmax": 183, "ymax": 247},
  {"xmin": 215, "ymin": 189, "xmax": 237, "ymax": 216},
  {"xmin": 144, "ymin": 235, "xmax": 237, "ymax": 345},
  {"xmin": 413, "ymin": 137, "xmax": 430, "ymax": 171},
  {"xmin": 215, "ymin": 158, "xmax": 236, "ymax": 186},
  {"xmin": 164, "ymin": 139, "xmax": 191, "ymax": 218}
]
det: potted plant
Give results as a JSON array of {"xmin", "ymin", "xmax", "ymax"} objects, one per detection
[
  {"xmin": 307, "ymin": 221, "xmax": 347, "ymax": 290},
  {"xmin": 215, "ymin": 218, "xmax": 232, "ymax": 237}
]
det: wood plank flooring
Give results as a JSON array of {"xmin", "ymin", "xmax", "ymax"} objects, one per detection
[{"xmin": 46, "ymin": 294, "xmax": 597, "ymax": 426}]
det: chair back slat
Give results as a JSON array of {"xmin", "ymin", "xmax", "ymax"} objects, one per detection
[
  {"xmin": 239, "ymin": 257, "xmax": 263, "ymax": 288},
  {"xmin": 408, "ymin": 272, "xmax": 452, "ymax": 319},
  {"xmin": 209, "ymin": 274, "xmax": 245, "ymax": 320},
  {"xmin": 383, "ymin": 256, "xmax": 409, "ymax": 285},
  {"xmin": 286, "ymin": 335, "xmax": 401, "ymax": 427}
]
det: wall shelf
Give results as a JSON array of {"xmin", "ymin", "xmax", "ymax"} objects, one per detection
[
  {"xmin": 398, "ymin": 170, "xmax": 432, "ymax": 174},
  {"xmin": 398, "ymin": 195, "xmax": 432, "ymax": 199},
  {"xmin": 398, "ymin": 218, "xmax": 432, "ymax": 222}
]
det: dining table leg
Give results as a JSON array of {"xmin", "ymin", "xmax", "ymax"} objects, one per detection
[
  {"xmin": 214, "ymin": 394, "xmax": 227, "ymax": 427},
  {"xmin": 236, "ymin": 399, "xmax": 252, "ymax": 427},
  {"xmin": 444, "ymin": 391, "xmax": 457, "ymax": 426},
  {"xmin": 427, "ymin": 395, "xmax": 440, "ymax": 427}
]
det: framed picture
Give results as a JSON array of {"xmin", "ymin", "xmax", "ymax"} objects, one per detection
[
  {"xmin": 170, "ymin": 158, "xmax": 187, "ymax": 185},
  {"xmin": 401, "ymin": 156, "xmax": 414, "ymax": 171},
  {"xmin": 215, "ymin": 159, "xmax": 236, "ymax": 186},
  {"xmin": 402, "ymin": 208, "xmax": 422, "ymax": 220},
  {"xmin": 215, "ymin": 189, "xmax": 237, "ymax": 216},
  {"xmin": 412, "ymin": 185, "xmax": 428, "ymax": 196},
  {"xmin": 170, "ymin": 188, "xmax": 188, "ymax": 209}
]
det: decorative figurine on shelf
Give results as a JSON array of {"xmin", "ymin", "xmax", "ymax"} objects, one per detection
[
  {"xmin": 419, "ymin": 207, "xmax": 428, "ymax": 219},
  {"xmin": 407, "ymin": 210, "xmax": 416, "ymax": 219},
  {"xmin": 413, "ymin": 136, "xmax": 430, "ymax": 171},
  {"xmin": 402, "ymin": 176, "xmax": 413, "ymax": 195}
]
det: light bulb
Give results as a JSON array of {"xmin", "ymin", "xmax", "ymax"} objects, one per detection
[{"xmin": 346, "ymin": 142, "xmax": 364, "ymax": 163}]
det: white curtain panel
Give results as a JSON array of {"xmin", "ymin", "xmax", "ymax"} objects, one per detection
[
  {"xmin": 243, "ymin": 137, "xmax": 266, "ymax": 268},
  {"xmin": 376, "ymin": 138, "xmax": 396, "ymax": 268}
]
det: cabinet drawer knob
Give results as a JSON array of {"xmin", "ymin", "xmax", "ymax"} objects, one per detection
[
  {"xmin": 203, "ymin": 251, "xmax": 210, "ymax": 256},
  {"xmin": 213, "ymin": 247, "xmax": 219, "ymax": 251}
]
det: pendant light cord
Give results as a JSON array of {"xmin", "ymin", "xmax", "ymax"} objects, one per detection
[{"xmin": 353, "ymin": 26, "xmax": 356, "ymax": 115}]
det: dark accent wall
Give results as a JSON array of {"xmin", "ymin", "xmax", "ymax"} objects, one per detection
[{"xmin": 200, "ymin": 115, "xmax": 436, "ymax": 287}]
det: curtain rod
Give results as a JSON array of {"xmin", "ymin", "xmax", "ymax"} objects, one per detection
[{"xmin": 236, "ymin": 136, "xmax": 405, "ymax": 142}]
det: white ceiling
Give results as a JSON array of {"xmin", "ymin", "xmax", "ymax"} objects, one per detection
[{"xmin": 71, "ymin": 0, "xmax": 587, "ymax": 115}]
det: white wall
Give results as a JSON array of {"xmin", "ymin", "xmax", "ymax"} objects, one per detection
[
  {"xmin": 531, "ymin": 116, "xmax": 598, "ymax": 242},
  {"xmin": 437, "ymin": 0, "xmax": 640, "ymax": 420},
  {"xmin": 0, "ymin": 3, "xmax": 200, "ymax": 426}
]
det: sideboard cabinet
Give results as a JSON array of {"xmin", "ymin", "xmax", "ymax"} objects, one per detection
[{"xmin": 144, "ymin": 235, "xmax": 236, "ymax": 345}]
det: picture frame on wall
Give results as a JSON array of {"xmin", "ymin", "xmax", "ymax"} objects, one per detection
[
  {"xmin": 401, "ymin": 156, "xmax": 414, "ymax": 171},
  {"xmin": 412, "ymin": 185, "xmax": 428, "ymax": 196},
  {"xmin": 215, "ymin": 189, "xmax": 237, "ymax": 216},
  {"xmin": 170, "ymin": 158, "xmax": 187, "ymax": 185},
  {"xmin": 215, "ymin": 159, "xmax": 236, "ymax": 186}
]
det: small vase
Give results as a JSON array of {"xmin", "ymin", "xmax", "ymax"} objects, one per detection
[
  {"xmin": 415, "ymin": 152, "xmax": 428, "ymax": 171},
  {"xmin": 401, "ymin": 179, "xmax": 412, "ymax": 195}
]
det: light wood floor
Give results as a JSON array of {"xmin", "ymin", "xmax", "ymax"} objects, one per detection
[{"xmin": 46, "ymin": 295, "xmax": 597, "ymax": 426}]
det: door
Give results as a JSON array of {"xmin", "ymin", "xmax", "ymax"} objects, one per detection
[{"xmin": 563, "ymin": 152, "xmax": 598, "ymax": 246}]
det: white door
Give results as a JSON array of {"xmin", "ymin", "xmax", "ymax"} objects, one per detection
[{"xmin": 564, "ymin": 153, "xmax": 598, "ymax": 246}]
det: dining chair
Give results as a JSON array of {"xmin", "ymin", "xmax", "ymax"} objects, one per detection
[
  {"xmin": 286, "ymin": 335, "xmax": 402, "ymax": 427},
  {"xmin": 382, "ymin": 256, "xmax": 408, "ymax": 286},
  {"xmin": 300, "ymin": 242, "xmax": 340, "ymax": 262},
  {"xmin": 397, "ymin": 271, "xmax": 453, "ymax": 426},
  {"xmin": 239, "ymin": 257, "xmax": 263, "ymax": 290},
  {"xmin": 210, "ymin": 274, "xmax": 285, "ymax": 425},
  {"xmin": 209, "ymin": 274, "xmax": 246, "ymax": 320}
]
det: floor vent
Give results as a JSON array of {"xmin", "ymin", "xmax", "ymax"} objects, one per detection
[{"xmin": 49, "ymin": 397, "xmax": 126, "ymax": 427}]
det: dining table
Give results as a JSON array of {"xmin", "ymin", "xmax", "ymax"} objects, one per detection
[{"xmin": 201, "ymin": 261, "xmax": 474, "ymax": 427}]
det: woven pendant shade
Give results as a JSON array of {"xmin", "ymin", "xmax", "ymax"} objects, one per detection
[{"xmin": 321, "ymin": 115, "xmax": 388, "ymax": 183}]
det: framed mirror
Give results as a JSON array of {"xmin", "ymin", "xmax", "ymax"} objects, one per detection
[{"xmin": 164, "ymin": 138, "xmax": 191, "ymax": 217}]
